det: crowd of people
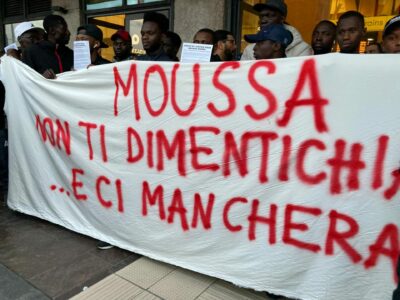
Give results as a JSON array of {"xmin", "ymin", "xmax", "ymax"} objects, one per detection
[
  {"xmin": 0, "ymin": 0, "xmax": 399, "ymax": 298},
  {"xmin": 0, "ymin": 1, "xmax": 399, "ymax": 74}
]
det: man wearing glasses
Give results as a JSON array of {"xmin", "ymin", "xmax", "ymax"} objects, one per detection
[
  {"xmin": 15, "ymin": 22, "xmax": 45, "ymax": 52},
  {"xmin": 211, "ymin": 30, "xmax": 237, "ymax": 61},
  {"xmin": 6, "ymin": 22, "xmax": 45, "ymax": 60}
]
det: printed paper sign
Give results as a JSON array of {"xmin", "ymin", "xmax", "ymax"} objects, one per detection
[
  {"xmin": 1, "ymin": 55, "xmax": 399, "ymax": 300},
  {"xmin": 180, "ymin": 42, "xmax": 213, "ymax": 63},
  {"xmin": 73, "ymin": 41, "xmax": 91, "ymax": 70}
]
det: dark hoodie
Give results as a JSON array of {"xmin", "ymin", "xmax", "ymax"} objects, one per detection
[{"xmin": 23, "ymin": 40, "xmax": 73, "ymax": 74}]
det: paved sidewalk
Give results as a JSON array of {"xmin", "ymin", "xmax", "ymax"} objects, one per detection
[
  {"xmin": 0, "ymin": 264, "xmax": 49, "ymax": 300},
  {"xmin": 1, "ymin": 191, "xmax": 290, "ymax": 300},
  {"xmin": 0, "ymin": 191, "xmax": 140, "ymax": 299},
  {"xmin": 71, "ymin": 256, "xmax": 281, "ymax": 300}
]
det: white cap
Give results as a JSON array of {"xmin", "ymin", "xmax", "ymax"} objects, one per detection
[{"xmin": 14, "ymin": 22, "xmax": 38, "ymax": 40}]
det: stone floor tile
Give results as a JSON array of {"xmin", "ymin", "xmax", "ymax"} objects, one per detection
[
  {"xmin": 108, "ymin": 254, "xmax": 142, "ymax": 273},
  {"xmin": 0, "ymin": 264, "xmax": 50, "ymax": 300},
  {"xmin": 0, "ymin": 209, "xmax": 25, "ymax": 226},
  {"xmin": 28, "ymin": 252, "xmax": 112, "ymax": 298},
  {"xmin": 116, "ymin": 257, "xmax": 176, "ymax": 289},
  {"xmin": 0, "ymin": 229, "xmax": 96, "ymax": 279},
  {"xmin": 0, "ymin": 204, "xmax": 142, "ymax": 299},
  {"xmin": 70, "ymin": 274, "xmax": 143, "ymax": 300},
  {"xmin": 197, "ymin": 279, "xmax": 268, "ymax": 300},
  {"xmin": 148, "ymin": 267, "xmax": 216, "ymax": 300},
  {"xmin": 132, "ymin": 290, "xmax": 162, "ymax": 300}
]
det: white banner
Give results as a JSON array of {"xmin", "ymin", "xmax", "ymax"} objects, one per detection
[{"xmin": 1, "ymin": 54, "xmax": 399, "ymax": 300}]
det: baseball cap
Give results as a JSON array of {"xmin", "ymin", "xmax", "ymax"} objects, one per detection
[
  {"xmin": 244, "ymin": 23, "xmax": 293, "ymax": 47},
  {"xmin": 253, "ymin": 0, "xmax": 288, "ymax": 17},
  {"xmin": 77, "ymin": 24, "xmax": 109, "ymax": 48},
  {"xmin": 383, "ymin": 15, "xmax": 400, "ymax": 37},
  {"xmin": 111, "ymin": 29, "xmax": 132, "ymax": 43},
  {"xmin": 14, "ymin": 22, "xmax": 40, "ymax": 40}
]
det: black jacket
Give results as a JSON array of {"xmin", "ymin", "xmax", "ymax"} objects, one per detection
[
  {"xmin": 93, "ymin": 55, "xmax": 111, "ymax": 65},
  {"xmin": 393, "ymin": 256, "xmax": 400, "ymax": 300},
  {"xmin": 210, "ymin": 54, "xmax": 222, "ymax": 62},
  {"xmin": 136, "ymin": 48, "xmax": 172, "ymax": 62},
  {"xmin": 23, "ymin": 40, "xmax": 73, "ymax": 74}
]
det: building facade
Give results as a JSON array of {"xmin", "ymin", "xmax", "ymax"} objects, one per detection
[{"xmin": 1, "ymin": 0, "xmax": 399, "ymax": 59}]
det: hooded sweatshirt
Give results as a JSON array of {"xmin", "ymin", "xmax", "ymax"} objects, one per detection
[{"xmin": 241, "ymin": 24, "xmax": 312, "ymax": 60}]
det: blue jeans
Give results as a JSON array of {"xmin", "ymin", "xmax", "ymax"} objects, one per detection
[{"xmin": 0, "ymin": 129, "xmax": 8, "ymax": 190}]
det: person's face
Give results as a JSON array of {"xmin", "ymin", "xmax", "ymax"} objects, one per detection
[
  {"xmin": 18, "ymin": 32, "xmax": 35, "ymax": 50},
  {"xmin": 52, "ymin": 23, "xmax": 68, "ymax": 44},
  {"xmin": 253, "ymin": 40, "xmax": 277, "ymax": 60},
  {"xmin": 365, "ymin": 44, "xmax": 380, "ymax": 54},
  {"xmin": 76, "ymin": 31, "xmax": 98, "ymax": 52},
  {"xmin": 312, "ymin": 23, "xmax": 335, "ymax": 55},
  {"xmin": 162, "ymin": 36, "xmax": 177, "ymax": 59},
  {"xmin": 62, "ymin": 28, "xmax": 71, "ymax": 45},
  {"xmin": 223, "ymin": 34, "xmax": 236, "ymax": 60},
  {"xmin": 224, "ymin": 34, "xmax": 236, "ymax": 52},
  {"xmin": 337, "ymin": 17, "xmax": 365, "ymax": 53},
  {"xmin": 113, "ymin": 37, "xmax": 132, "ymax": 59},
  {"xmin": 258, "ymin": 8, "xmax": 284, "ymax": 27},
  {"xmin": 193, "ymin": 32, "xmax": 213, "ymax": 44},
  {"xmin": 382, "ymin": 28, "xmax": 400, "ymax": 54},
  {"xmin": 36, "ymin": 29, "xmax": 45, "ymax": 42},
  {"xmin": 141, "ymin": 21, "xmax": 163, "ymax": 52}
]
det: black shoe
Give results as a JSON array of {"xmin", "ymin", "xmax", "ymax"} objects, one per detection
[{"xmin": 97, "ymin": 241, "xmax": 114, "ymax": 250}]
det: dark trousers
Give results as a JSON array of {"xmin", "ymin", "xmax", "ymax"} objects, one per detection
[
  {"xmin": 394, "ymin": 256, "xmax": 400, "ymax": 300},
  {"xmin": 0, "ymin": 129, "xmax": 8, "ymax": 190}
]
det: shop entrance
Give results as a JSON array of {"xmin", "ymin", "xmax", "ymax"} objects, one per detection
[
  {"xmin": 88, "ymin": 10, "xmax": 170, "ymax": 61},
  {"xmin": 88, "ymin": 10, "xmax": 169, "ymax": 61}
]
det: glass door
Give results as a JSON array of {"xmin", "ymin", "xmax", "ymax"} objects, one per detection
[
  {"xmin": 89, "ymin": 14, "xmax": 126, "ymax": 61},
  {"xmin": 125, "ymin": 9, "xmax": 170, "ymax": 56}
]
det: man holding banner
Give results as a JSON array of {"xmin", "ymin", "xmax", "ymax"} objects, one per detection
[
  {"xmin": 22, "ymin": 15, "xmax": 72, "ymax": 79},
  {"xmin": 1, "ymin": 9, "xmax": 400, "ymax": 296}
]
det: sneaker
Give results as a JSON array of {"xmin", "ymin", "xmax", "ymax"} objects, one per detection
[{"xmin": 97, "ymin": 241, "xmax": 114, "ymax": 250}]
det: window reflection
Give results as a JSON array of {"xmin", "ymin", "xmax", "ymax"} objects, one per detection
[
  {"xmin": 129, "ymin": 18, "xmax": 145, "ymax": 55},
  {"xmin": 86, "ymin": 0, "xmax": 165, "ymax": 9},
  {"xmin": 89, "ymin": 15, "xmax": 125, "ymax": 61},
  {"xmin": 127, "ymin": 0, "xmax": 163, "ymax": 4},
  {"xmin": 330, "ymin": 0, "xmax": 400, "ymax": 19},
  {"xmin": 86, "ymin": 0, "xmax": 122, "ymax": 10}
]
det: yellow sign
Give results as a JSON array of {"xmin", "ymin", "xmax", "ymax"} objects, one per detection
[
  {"xmin": 331, "ymin": 15, "xmax": 395, "ymax": 32},
  {"xmin": 365, "ymin": 15, "xmax": 395, "ymax": 31}
]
